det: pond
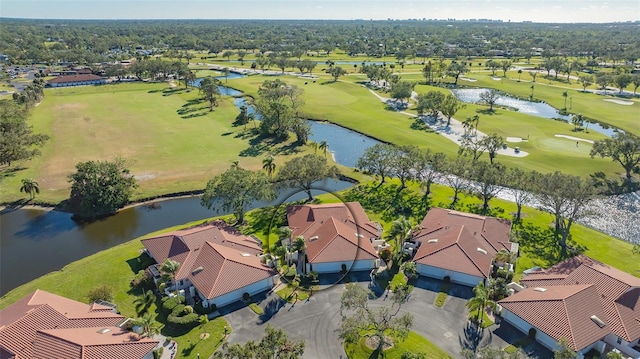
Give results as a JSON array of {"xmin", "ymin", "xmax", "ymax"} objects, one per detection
[
  {"xmin": 451, "ymin": 88, "xmax": 618, "ymax": 137},
  {"xmin": 0, "ymin": 178, "xmax": 353, "ymax": 296},
  {"xmin": 232, "ymin": 97, "xmax": 380, "ymax": 168}
]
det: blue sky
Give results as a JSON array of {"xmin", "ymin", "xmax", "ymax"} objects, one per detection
[{"xmin": 1, "ymin": 0, "xmax": 638, "ymax": 22}]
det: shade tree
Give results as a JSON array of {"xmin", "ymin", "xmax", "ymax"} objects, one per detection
[
  {"xmin": 590, "ymin": 133, "xmax": 640, "ymax": 180},
  {"xmin": 276, "ymin": 154, "xmax": 339, "ymax": 201}
]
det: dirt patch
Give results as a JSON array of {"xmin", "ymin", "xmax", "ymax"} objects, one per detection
[
  {"xmin": 365, "ymin": 336, "xmax": 394, "ymax": 351},
  {"xmin": 199, "ymin": 333, "xmax": 210, "ymax": 340}
]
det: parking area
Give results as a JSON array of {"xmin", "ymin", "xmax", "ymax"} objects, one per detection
[{"xmin": 217, "ymin": 275, "xmax": 552, "ymax": 358}]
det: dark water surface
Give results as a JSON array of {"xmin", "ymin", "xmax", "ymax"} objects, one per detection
[{"xmin": 0, "ymin": 179, "xmax": 353, "ymax": 295}]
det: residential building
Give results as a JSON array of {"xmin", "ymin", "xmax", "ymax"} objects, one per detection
[
  {"xmin": 46, "ymin": 74, "xmax": 106, "ymax": 87},
  {"xmin": 286, "ymin": 202, "xmax": 382, "ymax": 274},
  {"xmin": 412, "ymin": 208, "xmax": 516, "ymax": 287},
  {"xmin": 141, "ymin": 220, "xmax": 278, "ymax": 309},
  {"xmin": 0, "ymin": 290, "xmax": 158, "ymax": 359},
  {"xmin": 499, "ymin": 255, "xmax": 640, "ymax": 358}
]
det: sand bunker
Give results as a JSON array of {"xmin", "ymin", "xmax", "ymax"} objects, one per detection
[
  {"xmin": 506, "ymin": 137, "xmax": 524, "ymax": 143},
  {"xmin": 603, "ymin": 99, "xmax": 634, "ymax": 105},
  {"xmin": 460, "ymin": 77, "xmax": 477, "ymax": 82},
  {"xmin": 491, "ymin": 77, "xmax": 502, "ymax": 81},
  {"xmin": 554, "ymin": 134, "xmax": 594, "ymax": 144}
]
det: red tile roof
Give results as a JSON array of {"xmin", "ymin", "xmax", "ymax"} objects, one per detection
[
  {"xmin": 413, "ymin": 225, "xmax": 494, "ymax": 279},
  {"xmin": 47, "ymin": 74, "xmax": 103, "ymax": 84},
  {"xmin": 141, "ymin": 221, "xmax": 275, "ymax": 300},
  {"xmin": 509, "ymin": 255, "xmax": 640, "ymax": 348},
  {"xmin": 188, "ymin": 242, "xmax": 277, "ymax": 299},
  {"xmin": 499, "ymin": 284, "xmax": 611, "ymax": 351},
  {"xmin": 286, "ymin": 203, "xmax": 380, "ymax": 264},
  {"xmin": 141, "ymin": 220, "xmax": 263, "ymax": 280},
  {"xmin": 412, "ymin": 208, "xmax": 514, "ymax": 279},
  {"xmin": 0, "ymin": 290, "xmax": 158, "ymax": 359}
]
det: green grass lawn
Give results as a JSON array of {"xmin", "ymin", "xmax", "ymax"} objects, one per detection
[
  {"xmin": 0, "ymin": 82, "xmax": 312, "ymax": 204},
  {"xmin": 276, "ymin": 284, "xmax": 311, "ymax": 303},
  {"xmin": 460, "ymin": 72, "xmax": 638, "ymax": 135},
  {"xmin": 345, "ymin": 331, "xmax": 454, "ymax": 359},
  {"xmin": 0, "ymin": 215, "xmax": 228, "ymax": 359},
  {"xmin": 229, "ymin": 74, "xmax": 623, "ymax": 179}
]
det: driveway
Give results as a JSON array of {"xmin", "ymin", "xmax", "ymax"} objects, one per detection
[{"xmin": 217, "ymin": 275, "xmax": 551, "ymax": 358}]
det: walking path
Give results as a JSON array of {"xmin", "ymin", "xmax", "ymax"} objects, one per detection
[{"xmin": 366, "ymin": 87, "xmax": 529, "ymax": 157}]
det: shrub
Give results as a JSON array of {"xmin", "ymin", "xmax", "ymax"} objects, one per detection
[
  {"xmin": 87, "ymin": 285, "xmax": 114, "ymax": 303},
  {"xmin": 184, "ymin": 305, "xmax": 194, "ymax": 314},
  {"xmin": 153, "ymin": 347, "xmax": 164, "ymax": 359},
  {"xmin": 131, "ymin": 270, "xmax": 152, "ymax": 288},
  {"xmin": 161, "ymin": 295, "xmax": 184, "ymax": 314},
  {"xmin": 194, "ymin": 302, "xmax": 216, "ymax": 315},
  {"xmin": 167, "ymin": 311, "xmax": 199, "ymax": 325},
  {"xmin": 379, "ymin": 248, "xmax": 392, "ymax": 261}
]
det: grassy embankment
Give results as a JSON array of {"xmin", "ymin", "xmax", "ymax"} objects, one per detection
[{"xmin": 0, "ymin": 82, "xmax": 312, "ymax": 204}]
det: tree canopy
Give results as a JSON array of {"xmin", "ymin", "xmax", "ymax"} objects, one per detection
[
  {"xmin": 590, "ymin": 133, "xmax": 640, "ymax": 180},
  {"xmin": 213, "ymin": 325, "xmax": 305, "ymax": 359},
  {"xmin": 67, "ymin": 158, "xmax": 137, "ymax": 219},
  {"xmin": 0, "ymin": 99, "xmax": 49, "ymax": 167},
  {"xmin": 276, "ymin": 154, "xmax": 339, "ymax": 201},
  {"xmin": 201, "ymin": 165, "xmax": 276, "ymax": 224}
]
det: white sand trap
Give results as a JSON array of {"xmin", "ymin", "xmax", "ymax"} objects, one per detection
[
  {"xmin": 491, "ymin": 77, "xmax": 502, "ymax": 81},
  {"xmin": 603, "ymin": 99, "xmax": 634, "ymax": 105},
  {"xmin": 506, "ymin": 137, "xmax": 524, "ymax": 143},
  {"xmin": 134, "ymin": 173, "xmax": 156, "ymax": 181},
  {"xmin": 554, "ymin": 134, "xmax": 594, "ymax": 144},
  {"xmin": 460, "ymin": 77, "xmax": 477, "ymax": 82}
]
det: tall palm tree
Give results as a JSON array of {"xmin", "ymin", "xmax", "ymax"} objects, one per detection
[
  {"xmin": 134, "ymin": 290, "xmax": 155, "ymax": 316},
  {"xmin": 387, "ymin": 217, "xmax": 420, "ymax": 255},
  {"xmin": 318, "ymin": 140, "xmax": 329, "ymax": 157},
  {"xmin": 19, "ymin": 178, "xmax": 39, "ymax": 200},
  {"xmin": 291, "ymin": 235, "xmax": 307, "ymax": 273},
  {"xmin": 160, "ymin": 258, "xmax": 181, "ymax": 299},
  {"xmin": 262, "ymin": 155, "xmax": 276, "ymax": 178},
  {"xmin": 562, "ymin": 90, "xmax": 568, "ymax": 109},
  {"xmin": 466, "ymin": 282, "xmax": 496, "ymax": 331},
  {"xmin": 135, "ymin": 313, "xmax": 161, "ymax": 338},
  {"xmin": 309, "ymin": 141, "xmax": 318, "ymax": 154}
]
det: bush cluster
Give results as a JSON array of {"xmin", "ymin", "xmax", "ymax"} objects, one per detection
[
  {"xmin": 161, "ymin": 295, "xmax": 185, "ymax": 313},
  {"xmin": 161, "ymin": 296, "xmax": 198, "ymax": 326}
]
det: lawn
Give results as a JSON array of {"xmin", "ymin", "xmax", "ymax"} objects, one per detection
[
  {"xmin": 460, "ymin": 72, "xmax": 638, "ymax": 135},
  {"xmin": 229, "ymin": 74, "xmax": 623, "ymax": 178},
  {"xmin": 0, "ymin": 215, "xmax": 229, "ymax": 359},
  {"xmin": 0, "ymin": 82, "xmax": 311, "ymax": 204},
  {"xmin": 345, "ymin": 331, "xmax": 454, "ymax": 359}
]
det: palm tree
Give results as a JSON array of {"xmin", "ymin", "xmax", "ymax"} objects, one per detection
[
  {"xmin": 318, "ymin": 140, "xmax": 329, "ymax": 157},
  {"xmin": 160, "ymin": 258, "xmax": 180, "ymax": 299},
  {"xmin": 231, "ymin": 160, "xmax": 240, "ymax": 169},
  {"xmin": 198, "ymin": 315, "xmax": 209, "ymax": 339},
  {"xmin": 134, "ymin": 290, "xmax": 155, "ymax": 316},
  {"xmin": 517, "ymin": 69, "xmax": 522, "ymax": 82},
  {"xmin": 291, "ymin": 235, "xmax": 307, "ymax": 273},
  {"xmin": 493, "ymin": 249, "xmax": 515, "ymax": 266},
  {"xmin": 466, "ymin": 282, "xmax": 496, "ymax": 331},
  {"xmin": 562, "ymin": 90, "xmax": 568, "ymax": 109},
  {"xmin": 387, "ymin": 217, "xmax": 419, "ymax": 255},
  {"xmin": 309, "ymin": 141, "xmax": 318, "ymax": 154},
  {"xmin": 262, "ymin": 155, "xmax": 276, "ymax": 178},
  {"xmin": 135, "ymin": 313, "xmax": 161, "ymax": 338},
  {"xmin": 19, "ymin": 178, "xmax": 39, "ymax": 200}
]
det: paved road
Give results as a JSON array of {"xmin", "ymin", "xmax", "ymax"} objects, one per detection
[{"xmin": 218, "ymin": 273, "xmax": 552, "ymax": 359}]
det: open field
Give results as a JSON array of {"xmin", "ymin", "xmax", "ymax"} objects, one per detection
[
  {"xmin": 230, "ymin": 74, "xmax": 622, "ymax": 178},
  {"xmin": 0, "ymin": 82, "xmax": 311, "ymax": 204}
]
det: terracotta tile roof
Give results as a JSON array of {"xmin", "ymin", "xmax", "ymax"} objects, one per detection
[
  {"xmin": 517, "ymin": 255, "xmax": 640, "ymax": 344},
  {"xmin": 287, "ymin": 202, "xmax": 380, "ymax": 240},
  {"xmin": 47, "ymin": 74, "xmax": 103, "ymax": 84},
  {"xmin": 413, "ymin": 225, "xmax": 493, "ymax": 279},
  {"xmin": 499, "ymin": 284, "xmax": 610, "ymax": 351},
  {"xmin": 141, "ymin": 221, "xmax": 263, "ymax": 280},
  {"xmin": 35, "ymin": 327, "xmax": 157, "ymax": 359},
  {"xmin": 286, "ymin": 203, "xmax": 380, "ymax": 264},
  {"xmin": 0, "ymin": 290, "xmax": 158, "ymax": 359},
  {"xmin": 187, "ymin": 242, "xmax": 276, "ymax": 299},
  {"xmin": 418, "ymin": 208, "xmax": 513, "ymax": 253},
  {"xmin": 304, "ymin": 217, "xmax": 379, "ymax": 264}
]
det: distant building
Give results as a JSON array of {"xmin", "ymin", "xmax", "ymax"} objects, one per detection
[
  {"xmin": 0, "ymin": 290, "xmax": 158, "ymax": 359},
  {"xmin": 46, "ymin": 74, "xmax": 106, "ymax": 88}
]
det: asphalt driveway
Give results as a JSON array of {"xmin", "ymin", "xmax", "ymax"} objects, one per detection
[{"xmin": 217, "ymin": 274, "xmax": 551, "ymax": 358}]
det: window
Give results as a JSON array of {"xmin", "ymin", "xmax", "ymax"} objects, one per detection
[
  {"xmin": 617, "ymin": 337, "xmax": 622, "ymax": 344},
  {"xmin": 179, "ymin": 280, "xmax": 183, "ymax": 286}
]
